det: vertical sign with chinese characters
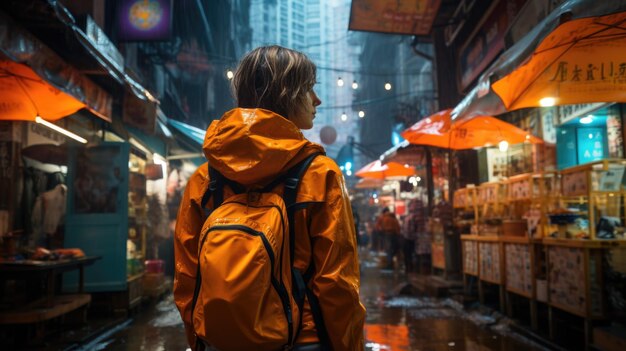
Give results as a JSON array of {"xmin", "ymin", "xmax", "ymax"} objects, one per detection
[{"xmin": 577, "ymin": 127, "xmax": 605, "ymax": 164}]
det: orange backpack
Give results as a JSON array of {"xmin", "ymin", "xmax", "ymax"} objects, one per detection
[{"xmin": 191, "ymin": 154, "xmax": 328, "ymax": 351}]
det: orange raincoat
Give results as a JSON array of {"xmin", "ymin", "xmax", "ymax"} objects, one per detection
[{"xmin": 174, "ymin": 108, "xmax": 366, "ymax": 350}]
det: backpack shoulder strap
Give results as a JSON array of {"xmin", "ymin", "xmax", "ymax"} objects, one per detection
[
  {"xmin": 201, "ymin": 165, "xmax": 222, "ymax": 210},
  {"xmin": 276, "ymin": 153, "xmax": 332, "ymax": 350},
  {"xmin": 201, "ymin": 164, "xmax": 246, "ymax": 211},
  {"xmin": 281, "ymin": 153, "xmax": 321, "ymax": 208}
]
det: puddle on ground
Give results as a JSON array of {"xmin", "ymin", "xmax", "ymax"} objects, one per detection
[{"xmin": 361, "ymin": 265, "xmax": 551, "ymax": 351}]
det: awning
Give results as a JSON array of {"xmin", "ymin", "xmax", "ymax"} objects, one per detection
[
  {"xmin": 166, "ymin": 119, "xmax": 206, "ymax": 166},
  {"xmin": 452, "ymin": 0, "xmax": 626, "ymax": 120},
  {"xmin": 0, "ymin": 60, "xmax": 86, "ymax": 121},
  {"xmin": 492, "ymin": 10, "xmax": 626, "ymax": 110},
  {"xmin": 0, "ymin": 10, "xmax": 112, "ymax": 121},
  {"xmin": 168, "ymin": 119, "xmax": 206, "ymax": 147},
  {"xmin": 0, "ymin": 1, "xmax": 159, "ymax": 122}
]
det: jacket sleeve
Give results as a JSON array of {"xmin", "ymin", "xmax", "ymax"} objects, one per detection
[
  {"xmin": 173, "ymin": 165, "xmax": 208, "ymax": 349},
  {"xmin": 308, "ymin": 163, "xmax": 366, "ymax": 351}
]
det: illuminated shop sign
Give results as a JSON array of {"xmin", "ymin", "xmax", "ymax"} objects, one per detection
[{"xmin": 118, "ymin": 0, "xmax": 172, "ymax": 41}]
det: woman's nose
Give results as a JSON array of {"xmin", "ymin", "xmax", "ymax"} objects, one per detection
[{"xmin": 312, "ymin": 91, "xmax": 321, "ymax": 106}]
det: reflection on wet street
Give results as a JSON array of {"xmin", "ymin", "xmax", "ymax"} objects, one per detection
[
  {"xmin": 94, "ymin": 254, "xmax": 549, "ymax": 351},
  {"xmin": 360, "ymin": 257, "xmax": 548, "ymax": 351}
]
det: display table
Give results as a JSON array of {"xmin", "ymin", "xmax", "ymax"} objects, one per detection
[
  {"xmin": 501, "ymin": 236, "xmax": 545, "ymax": 330},
  {"xmin": 461, "ymin": 236, "xmax": 478, "ymax": 277},
  {"xmin": 502, "ymin": 236, "xmax": 537, "ymax": 298},
  {"xmin": 543, "ymin": 238, "xmax": 626, "ymax": 345},
  {"xmin": 461, "ymin": 235, "xmax": 505, "ymax": 311},
  {"xmin": 0, "ymin": 256, "xmax": 100, "ymax": 336}
]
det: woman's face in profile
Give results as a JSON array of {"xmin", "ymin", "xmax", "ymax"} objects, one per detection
[{"xmin": 289, "ymin": 89, "xmax": 321, "ymax": 130}]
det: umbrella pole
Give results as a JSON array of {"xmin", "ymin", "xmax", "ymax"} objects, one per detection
[
  {"xmin": 424, "ymin": 146, "xmax": 434, "ymax": 216},
  {"xmin": 448, "ymin": 148, "xmax": 454, "ymax": 206}
]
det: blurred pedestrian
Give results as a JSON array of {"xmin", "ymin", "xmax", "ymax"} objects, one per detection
[
  {"xmin": 376, "ymin": 207, "xmax": 401, "ymax": 269},
  {"xmin": 402, "ymin": 200, "xmax": 425, "ymax": 274}
]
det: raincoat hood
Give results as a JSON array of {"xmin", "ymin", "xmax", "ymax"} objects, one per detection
[{"xmin": 203, "ymin": 108, "xmax": 325, "ymax": 186}]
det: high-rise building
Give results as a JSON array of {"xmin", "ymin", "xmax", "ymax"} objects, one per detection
[
  {"xmin": 249, "ymin": 0, "xmax": 360, "ymax": 157},
  {"xmin": 250, "ymin": 0, "xmax": 306, "ymax": 49}
]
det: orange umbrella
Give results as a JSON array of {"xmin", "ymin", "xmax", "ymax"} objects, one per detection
[
  {"xmin": 402, "ymin": 113, "xmax": 543, "ymax": 150},
  {"xmin": 0, "ymin": 60, "xmax": 86, "ymax": 121},
  {"xmin": 400, "ymin": 109, "xmax": 453, "ymax": 149},
  {"xmin": 355, "ymin": 160, "xmax": 415, "ymax": 179},
  {"xmin": 492, "ymin": 11, "xmax": 626, "ymax": 110}
]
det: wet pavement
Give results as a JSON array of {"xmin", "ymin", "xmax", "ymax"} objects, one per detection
[{"xmin": 84, "ymin": 252, "xmax": 551, "ymax": 351}]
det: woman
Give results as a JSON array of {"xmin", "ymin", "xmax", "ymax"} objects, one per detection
[{"xmin": 173, "ymin": 46, "xmax": 365, "ymax": 351}]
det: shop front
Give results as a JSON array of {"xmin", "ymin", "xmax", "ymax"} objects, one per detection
[
  {"xmin": 0, "ymin": 11, "xmax": 169, "ymax": 344},
  {"xmin": 446, "ymin": 4, "xmax": 626, "ymax": 347},
  {"xmin": 63, "ymin": 127, "xmax": 171, "ymax": 311}
]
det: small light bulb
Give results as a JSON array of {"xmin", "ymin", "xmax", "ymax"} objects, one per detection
[
  {"xmin": 384, "ymin": 83, "xmax": 392, "ymax": 90},
  {"xmin": 539, "ymin": 97, "xmax": 556, "ymax": 107},
  {"xmin": 337, "ymin": 77, "xmax": 344, "ymax": 87},
  {"xmin": 226, "ymin": 70, "xmax": 234, "ymax": 79},
  {"xmin": 341, "ymin": 113, "xmax": 347, "ymax": 121},
  {"xmin": 358, "ymin": 111, "xmax": 365, "ymax": 118},
  {"xmin": 498, "ymin": 140, "xmax": 509, "ymax": 152},
  {"xmin": 352, "ymin": 81, "xmax": 358, "ymax": 89}
]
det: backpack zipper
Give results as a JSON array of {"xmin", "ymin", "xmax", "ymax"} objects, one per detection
[
  {"xmin": 196, "ymin": 221, "xmax": 294, "ymax": 347},
  {"xmin": 223, "ymin": 201, "xmax": 287, "ymax": 283},
  {"xmin": 220, "ymin": 201, "xmax": 293, "ymax": 346}
]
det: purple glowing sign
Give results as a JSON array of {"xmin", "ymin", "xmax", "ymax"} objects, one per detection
[{"xmin": 118, "ymin": 0, "xmax": 172, "ymax": 41}]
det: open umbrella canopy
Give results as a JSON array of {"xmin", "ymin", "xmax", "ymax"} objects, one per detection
[
  {"xmin": 492, "ymin": 11, "xmax": 626, "ymax": 110},
  {"xmin": 0, "ymin": 60, "xmax": 86, "ymax": 121},
  {"xmin": 402, "ymin": 113, "xmax": 543, "ymax": 150},
  {"xmin": 355, "ymin": 160, "xmax": 415, "ymax": 179},
  {"xmin": 401, "ymin": 109, "xmax": 453, "ymax": 149}
]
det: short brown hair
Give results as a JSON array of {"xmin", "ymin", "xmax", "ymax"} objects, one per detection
[{"xmin": 232, "ymin": 46, "xmax": 316, "ymax": 118}]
